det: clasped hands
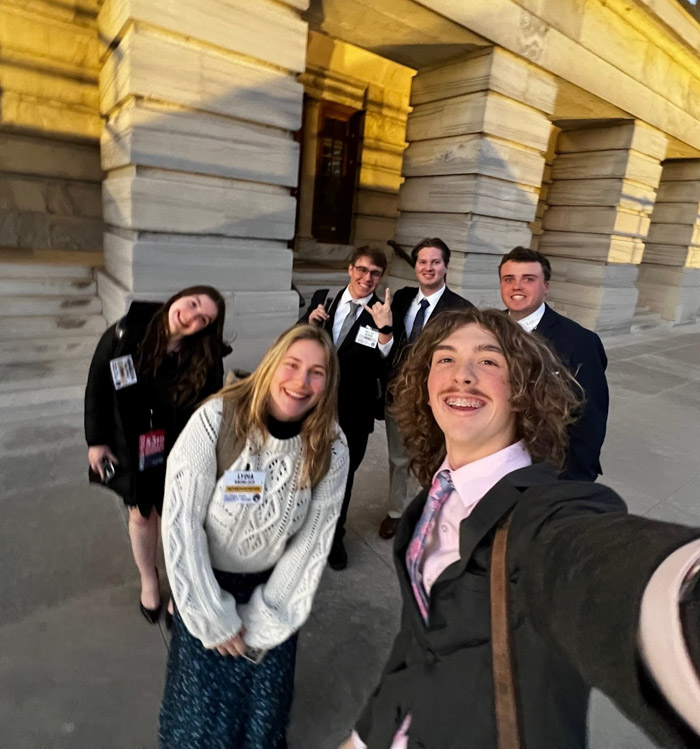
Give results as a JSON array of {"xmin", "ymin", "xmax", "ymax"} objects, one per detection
[{"xmin": 213, "ymin": 627, "xmax": 248, "ymax": 657}]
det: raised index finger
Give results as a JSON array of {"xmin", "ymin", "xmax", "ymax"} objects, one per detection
[{"xmin": 384, "ymin": 288, "xmax": 392, "ymax": 305}]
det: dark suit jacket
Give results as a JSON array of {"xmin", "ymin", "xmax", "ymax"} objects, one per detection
[
  {"xmin": 300, "ymin": 287, "xmax": 385, "ymax": 436},
  {"xmin": 356, "ymin": 465, "xmax": 700, "ymax": 748},
  {"xmin": 387, "ymin": 285, "xmax": 473, "ymax": 384},
  {"xmin": 535, "ymin": 303, "xmax": 609, "ymax": 481}
]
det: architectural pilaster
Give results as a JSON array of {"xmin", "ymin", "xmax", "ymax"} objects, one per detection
[
  {"xmin": 98, "ymin": 0, "xmax": 308, "ymax": 369},
  {"xmin": 391, "ymin": 47, "xmax": 557, "ymax": 305},
  {"xmin": 636, "ymin": 160, "xmax": 700, "ymax": 323},
  {"xmin": 539, "ymin": 120, "xmax": 667, "ymax": 332}
]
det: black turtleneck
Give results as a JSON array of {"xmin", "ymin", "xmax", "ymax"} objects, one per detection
[{"xmin": 266, "ymin": 413, "xmax": 304, "ymax": 440}]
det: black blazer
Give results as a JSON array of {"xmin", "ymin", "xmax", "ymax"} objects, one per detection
[
  {"xmin": 535, "ymin": 304, "xmax": 609, "ymax": 480},
  {"xmin": 300, "ymin": 287, "xmax": 385, "ymax": 436},
  {"xmin": 84, "ymin": 302, "xmax": 223, "ymax": 505},
  {"xmin": 355, "ymin": 465, "xmax": 700, "ymax": 749},
  {"xmin": 387, "ymin": 285, "xmax": 473, "ymax": 383}
]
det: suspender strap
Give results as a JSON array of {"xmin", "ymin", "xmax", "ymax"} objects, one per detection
[{"xmin": 490, "ymin": 511, "xmax": 522, "ymax": 749}]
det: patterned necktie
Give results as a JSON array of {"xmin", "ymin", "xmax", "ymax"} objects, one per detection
[
  {"xmin": 406, "ymin": 469, "xmax": 454, "ymax": 621},
  {"xmin": 408, "ymin": 298, "xmax": 430, "ymax": 343},
  {"xmin": 336, "ymin": 300, "xmax": 359, "ymax": 347}
]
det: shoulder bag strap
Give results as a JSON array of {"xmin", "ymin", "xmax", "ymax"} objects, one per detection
[{"xmin": 490, "ymin": 511, "xmax": 522, "ymax": 749}]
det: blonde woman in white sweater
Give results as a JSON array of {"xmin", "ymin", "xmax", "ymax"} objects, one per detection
[{"xmin": 159, "ymin": 324, "xmax": 349, "ymax": 749}]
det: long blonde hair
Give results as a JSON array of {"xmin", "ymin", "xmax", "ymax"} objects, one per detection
[{"xmin": 217, "ymin": 324, "xmax": 340, "ymax": 487}]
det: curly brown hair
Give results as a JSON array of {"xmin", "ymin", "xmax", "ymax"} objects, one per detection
[
  {"xmin": 136, "ymin": 285, "xmax": 227, "ymax": 408},
  {"xmin": 389, "ymin": 308, "xmax": 583, "ymax": 486},
  {"xmin": 216, "ymin": 324, "xmax": 340, "ymax": 488}
]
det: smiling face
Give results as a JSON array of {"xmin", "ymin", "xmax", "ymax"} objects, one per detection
[
  {"xmin": 347, "ymin": 255, "xmax": 384, "ymax": 299},
  {"xmin": 167, "ymin": 294, "xmax": 219, "ymax": 342},
  {"xmin": 499, "ymin": 260, "xmax": 549, "ymax": 321},
  {"xmin": 427, "ymin": 323, "xmax": 516, "ymax": 468},
  {"xmin": 414, "ymin": 245, "xmax": 448, "ymax": 294},
  {"xmin": 268, "ymin": 339, "xmax": 328, "ymax": 422}
]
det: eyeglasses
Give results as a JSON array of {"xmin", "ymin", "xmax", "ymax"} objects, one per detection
[{"xmin": 352, "ymin": 265, "xmax": 383, "ymax": 280}]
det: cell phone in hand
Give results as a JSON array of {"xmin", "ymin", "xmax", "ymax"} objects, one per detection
[
  {"xmin": 102, "ymin": 458, "xmax": 116, "ymax": 483},
  {"xmin": 241, "ymin": 647, "xmax": 266, "ymax": 664}
]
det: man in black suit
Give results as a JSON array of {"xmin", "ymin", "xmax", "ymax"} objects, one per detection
[
  {"xmin": 498, "ymin": 246, "xmax": 609, "ymax": 480},
  {"xmin": 301, "ymin": 247, "xmax": 393, "ymax": 569},
  {"xmin": 378, "ymin": 238, "xmax": 473, "ymax": 539}
]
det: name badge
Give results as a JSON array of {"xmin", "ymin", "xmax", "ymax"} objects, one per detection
[
  {"xmin": 222, "ymin": 470, "xmax": 266, "ymax": 504},
  {"xmin": 138, "ymin": 428, "xmax": 165, "ymax": 471},
  {"xmin": 355, "ymin": 325, "xmax": 379, "ymax": 348},
  {"xmin": 110, "ymin": 355, "xmax": 137, "ymax": 389}
]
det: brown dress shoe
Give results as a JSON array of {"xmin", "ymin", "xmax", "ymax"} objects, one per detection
[{"xmin": 378, "ymin": 515, "xmax": 400, "ymax": 539}]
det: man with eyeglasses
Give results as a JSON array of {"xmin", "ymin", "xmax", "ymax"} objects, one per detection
[{"xmin": 301, "ymin": 247, "xmax": 393, "ymax": 569}]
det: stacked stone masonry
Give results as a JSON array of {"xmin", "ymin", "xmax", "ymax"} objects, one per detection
[
  {"xmin": 540, "ymin": 121, "xmax": 668, "ymax": 333},
  {"xmin": 0, "ymin": 0, "xmax": 103, "ymax": 253},
  {"xmin": 392, "ymin": 47, "xmax": 556, "ymax": 307},
  {"xmin": 636, "ymin": 160, "xmax": 700, "ymax": 324},
  {"xmin": 98, "ymin": 0, "xmax": 308, "ymax": 370}
]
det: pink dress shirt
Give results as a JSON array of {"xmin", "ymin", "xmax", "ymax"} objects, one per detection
[{"xmin": 353, "ymin": 442, "xmax": 532, "ymax": 749}]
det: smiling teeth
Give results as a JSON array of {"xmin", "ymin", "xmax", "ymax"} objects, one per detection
[
  {"xmin": 446, "ymin": 397, "xmax": 483, "ymax": 408},
  {"xmin": 285, "ymin": 390, "xmax": 308, "ymax": 400}
]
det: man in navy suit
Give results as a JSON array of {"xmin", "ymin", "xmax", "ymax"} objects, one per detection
[
  {"xmin": 301, "ymin": 247, "xmax": 393, "ymax": 569},
  {"xmin": 498, "ymin": 246, "xmax": 609, "ymax": 480},
  {"xmin": 378, "ymin": 238, "xmax": 473, "ymax": 539}
]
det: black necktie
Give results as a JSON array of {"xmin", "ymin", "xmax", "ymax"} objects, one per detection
[{"xmin": 408, "ymin": 298, "xmax": 430, "ymax": 343}]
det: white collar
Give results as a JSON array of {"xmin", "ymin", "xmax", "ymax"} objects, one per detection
[
  {"xmin": 416, "ymin": 284, "xmax": 447, "ymax": 307},
  {"xmin": 341, "ymin": 286, "xmax": 373, "ymax": 308},
  {"xmin": 512, "ymin": 302, "xmax": 546, "ymax": 332}
]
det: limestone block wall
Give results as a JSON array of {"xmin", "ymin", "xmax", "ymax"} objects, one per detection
[
  {"xmin": 540, "ymin": 120, "xmax": 667, "ymax": 332},
  {"xmin": 298, "ymin": 32, "xmax": 414, "ymax": 257},
  {"xmin": 0, "ymin": 0, "xmax": 103, "ymax": 252},
  {"xmin": 391, "ymin": 47, "xmax": 556, "ymax": 305},
  {"xmin": 98, "ymin": 0, "xmax": 308, "ymax": 370},
  {"xmin": 530, "ymin": 126, "xmax": 560, "ymax": 251},
  {"xmin": 636, "ymin": 160, "xmax": 700, "ymax": 323}
]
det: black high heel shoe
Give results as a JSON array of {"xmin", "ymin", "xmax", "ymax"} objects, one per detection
[
  {"xmin": 140, "ymin": 601, "xmax": 162, "ymax": 624},
  {"xmin": 140, "ymin": 568, "xmax": 161, "ymax": 624}
]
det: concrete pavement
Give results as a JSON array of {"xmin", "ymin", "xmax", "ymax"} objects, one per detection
[{"xmin": 2, "ymin": 322, "xmax": 700, "ymax": 748}]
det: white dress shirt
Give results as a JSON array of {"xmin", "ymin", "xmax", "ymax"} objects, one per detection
[
  {"xmin": 512, "ymin": 302, "xmax": 546, "ymax": 332},
  {"xmin": 332, "ymin": 286, "xmax": 392, "ymax": 356},
  {"xmin": 404, "ymin": 284, "xmax": 447, "ymax": 336}
]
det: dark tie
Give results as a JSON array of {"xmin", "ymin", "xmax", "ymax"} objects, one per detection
[
  {"xmin": 408, "ymin": 298, "xmax": 430, "ymax": 343},
  {"xmin": 336, "ymin": 300, "xmax": 359, "ymax": 347}
]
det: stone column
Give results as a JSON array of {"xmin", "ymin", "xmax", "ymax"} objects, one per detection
[
  {"xmin": 0, "ymin": 0, "xmax": 103, "ymax": 253},
  {"xmin": 539, "ymin": 121, "xmax": 667, "ymax": 333},
  {"xmin": 391, "ymin": 47, "xmax": 557, "ymax": 306},
  {"xmin": 98, "ymin": 0, "xmax": 308, "ymax": 370},
  {"xmin": 635, "ymin": 160, "xmax": 700, "ymax": 324}
]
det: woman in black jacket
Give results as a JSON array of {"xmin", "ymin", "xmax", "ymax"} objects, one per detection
[
  {"xmin": 84, "ymin": 285, "xmax": 229, "ymax": 624},
  {"xmin": 344, "ymin": 307, "xmax": 700, "ymax": 749}
]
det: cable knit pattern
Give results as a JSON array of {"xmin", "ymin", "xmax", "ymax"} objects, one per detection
[{"xmin": 162, "ymin": 397, "xmax": 349, "ymax": 650}]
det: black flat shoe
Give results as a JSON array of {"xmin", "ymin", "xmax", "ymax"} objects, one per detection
[{"xmin": 140, "ymin": 601, "xmax": 162, "ymax": 624}]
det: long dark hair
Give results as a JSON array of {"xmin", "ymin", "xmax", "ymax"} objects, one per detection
[{"xmin": 136, "ymin": 285, "xmax": 227, "ymax": 407}]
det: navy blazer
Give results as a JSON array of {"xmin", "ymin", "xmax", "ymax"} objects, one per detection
[
  {"xmin": 535, "ymin": 304, "xmax": 609, "ymax": 480},
  {"xmin": 300, "ymin": 287, "xmax": 385, "ymax": 436}
]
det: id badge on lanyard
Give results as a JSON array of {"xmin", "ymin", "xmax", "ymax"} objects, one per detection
[{"xmin": 138, "ymin": 409, "xmax": 165, "ymax": 471}]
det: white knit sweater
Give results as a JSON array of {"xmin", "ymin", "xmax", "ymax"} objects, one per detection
[{"xmin": 161, "ymin": 397, "xmax": 349, "ymax": 650}]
